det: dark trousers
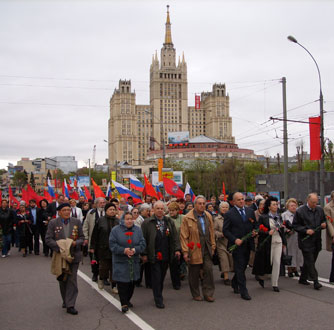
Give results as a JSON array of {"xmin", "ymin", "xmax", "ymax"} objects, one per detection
[
  {"xmin": 89, "ymin": 252, "xmax": 99, "ymax": 276},
  {"xmin": 330, "ymin": 249, "xmax": 334, "ymax": 282},
  {"xmin": 59, "ymin": 263, "xmax": 79, "ymax": 308},
  {"xmin": 99, "ymin": 258, "xmax": 112, "ymax": 281},
  {"xmin": 188, "ymin": 248, "xmax": 214, "ymax": 298},
  {"xmin": 117, "ymin": 281, "xmax": 135, "ymax": 306},
  {"xmin": 232, "ymin": 247, "xmax": 250, "ymax": 296},
  {"xmin": 144, "ymin": 262, "xmax": 152, "ymax": 288},
  {"xmin": 301, "ymin": 249, "xmax": 319, "ymax": 282},
  {"xmin": 150, "ymin": 261, "xmax": 168, "ymax": 304},
  {"xmin": 40, "ymin": 226, "xmax": 51, "ymax": 256},
  {"xmin": 31, "ymin": 225, "xmax": 40, "ymax": 253},
  {"xmin": 170, "ymin": 256, "xmax": 181, "ymax": 289}
]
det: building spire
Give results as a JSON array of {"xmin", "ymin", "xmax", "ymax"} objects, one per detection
[{"xmin": 164, "ymin": 5, "xmax": 173, "ymax": 45}]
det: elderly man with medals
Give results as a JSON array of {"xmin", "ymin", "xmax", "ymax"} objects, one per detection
[{"xmin": 46, "ymin": 203, "xmax": 84, "ymax": 315}]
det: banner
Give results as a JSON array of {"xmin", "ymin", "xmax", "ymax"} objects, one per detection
[
  {"xmin": 195, "ymin": 95, "xmax": 200, "ymax": 109},
  {"xmin": 309, "ymin": 116, "xmax": 321, "ymax": 160}
]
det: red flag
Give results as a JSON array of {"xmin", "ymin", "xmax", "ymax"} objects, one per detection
[
  {"xmin": 195, "ymin": 95, "xmax": 201, "ymax": 110},
  {"xmin": 143, "ymin": 174, "xmax": 159, "ymax": 199},
  {"xmin": 222, "ymin": 182, "xmax": 226, "ymax": 201},
  {"xmin": 70, "ymin": 190, "xmax": 79, "ymax": 200},
  {"xmin": 0, "ymin": 190, "xmax": 2, "ymax": 204},
  {"xmin": 309, "ymin": 116, "xmax": 321, "ymax": 160},
  {"xmin": 21, "ymin": 188, "xmax": 30, "ymax": 204},
  {"xmin": 8, "ymin": 186, "xmax": 19, "ymax": 208},
  {"xmin": 83, "ymin": 185, "xmax": 92, "ymax": 200},
  {"xmin": 162, "ymin": 177, "xmax": 184, "ymax": 199},
  {"xmin": 91, "ymin": 179, "xmax": 105, "ymax": 198},
  {"xmin": 27, "ymin": 184, "xmax": 43, "ymax": 204},
  {"xmin": 43, "ymin": 190, "xmax": 53, "ymax": 203}
]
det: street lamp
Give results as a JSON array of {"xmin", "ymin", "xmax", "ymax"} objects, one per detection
[
  {"xmin": 103, "ymin": 139, "xmax": 118, "ymax": 182},
  {"xmin": 288, "ymin": 35, "xmax": 325, "ymax": 206}
]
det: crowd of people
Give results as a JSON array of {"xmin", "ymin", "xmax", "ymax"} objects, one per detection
[{"xmin": 1, "ymin": 189, "xmax": 334, "ymax": 316}]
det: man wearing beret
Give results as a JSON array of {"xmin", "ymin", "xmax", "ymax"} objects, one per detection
[{"xmin": 46, "ymin": 203, "xmax": 84, "ymax": 315}]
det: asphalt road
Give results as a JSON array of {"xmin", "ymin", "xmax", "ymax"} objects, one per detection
[{"xmin": 1, "ymin": 239, "xmax": 334, "ymax": 330}]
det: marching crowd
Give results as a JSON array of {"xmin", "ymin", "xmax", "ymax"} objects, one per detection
[{"xmin": 1, "ymin": 190, "xmax": 334, "ymax": 316}]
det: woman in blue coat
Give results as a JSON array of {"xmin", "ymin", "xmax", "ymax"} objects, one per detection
[{"xmin": 109, "ymin": 211, "xmax": 146, "ymax": 313}]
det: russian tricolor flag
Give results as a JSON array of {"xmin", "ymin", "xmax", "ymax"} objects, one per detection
[
  {"xmin": 106, "ymin": 182, "xmax": 112, "ymax": 198},
  {"xmin": 112, "ymin": 180, "xmax": 142, "ymax": 204},
  {"xmin": 130, "ymin": 175, "xmax": 144, "ymax": 192},
  {"xmin": 184, "ymin": 182, "xmax": 196, "ymax": 202},
  {"xmin": 47, "ymin": 178, "xmax": 55, "ymax": 198},
  {"xmin": 63, "ymin": 179, "xmax": 70, "ymax": 198},
  {"xmin": 78, "ymin": 186, "xmax": 86, "ymax": 199}
]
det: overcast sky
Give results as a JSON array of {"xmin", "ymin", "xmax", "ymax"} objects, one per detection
[{"xmin": 0, "ymin": 0, "xmax": 333, "ymax": 170}]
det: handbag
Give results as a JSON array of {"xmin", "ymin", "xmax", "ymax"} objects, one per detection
[
  {"xmin": 212, "ymin": 248, "xmax": 220, "ymax": 266},
  {"xmin": 282, "ymin": 246, "xmax": 292, "ymax": 266}
]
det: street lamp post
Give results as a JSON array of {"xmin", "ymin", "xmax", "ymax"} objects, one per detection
[{"xmin": 288, "ymin": 35, "xmax": 325, "ymax": 207}]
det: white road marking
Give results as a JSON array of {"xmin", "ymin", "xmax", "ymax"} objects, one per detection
[{"xmin": 77, "ymin": 270, "xmax": 155, "ymax": 330}]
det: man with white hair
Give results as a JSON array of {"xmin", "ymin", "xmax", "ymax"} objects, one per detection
[
  {"xmin": 293, "ymin": 193, "xmax": 326, "ymax": 290},
  {"xmin": 83, "ymin": 197, "xmax": 106, "ymax": 282},
  {"xmin": 324, "ymin": 191, "xmax": 334, "ymax": 283},
  {"xmin": 141, "ymin": 201, "xmax": 180, "ymax": 309}
]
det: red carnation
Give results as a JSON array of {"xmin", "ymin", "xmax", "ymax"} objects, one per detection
[
  {"xmin": 197, "ymin": 243, "xmax": 201, "ymax": 249},
  {"xmin": 127, "ymin": 239, "xmax": 132, "ymax": 245},
  {"xmin": 187, "ymin": 242, "xmax": 195, "ymax": 250},
  {"xmin": 157, "ymin": 252, "xmax": 163, "ymax": 260},
  {"xmin": 125, "ymin": 232, "xmax": 133, "ymax": 236},
  {"xmin": 259, "ymin": 224, "xmax": 268, "ymax": 232}
]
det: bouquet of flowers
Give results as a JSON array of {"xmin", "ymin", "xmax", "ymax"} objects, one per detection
[
  {"xmin": 228, "ymin": 225, "xmax": 259, "ymax": 252},
  {"xmin": 125, "ymin": 231, "xmax": 134, "ymax": 280}
]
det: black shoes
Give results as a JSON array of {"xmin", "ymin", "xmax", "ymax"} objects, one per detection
[
  {"xmin": 258, "ymin": 279, "xmax": 264, "ymax": 288},
  {"xmin": 103, "ymin": 279, "xmax": 111, "ymax": 286},
  {"xmin": 67, "ymin": 307, "xmax": 78, "ymax": 315},
  {"xmin": 173, "ymin": 286, "xmax": 181, "ymax": 290},
  {"xmin": 92, "ymin": 274, "xmax": 98, "ymax": 282},
  {"xmin": 155, "ymin": 302, "xmax": 165, "ymax": 309},
  {"xmin": 314, "ymin": 282, "xmax": 322, "ymax": 290},
  {"xmin": 62, "ymin": 303, "xmax": 66, "ymax": 308},
  {"xmin": 121, "ymin": 306, "xmax": 129, "ymax": 313},
  {"xmin": 288, "ymin": 272, "xmax": 294, "ymax": 278},
  {"xmin": 128, "ymin": 302, "xmax": 133, "ymax": 308},
  {"xmin": 294, "ymin": 271, "xmax": 300, "ymax": 277},
  {"xmin": 241, "ymin": 294, "xmax": 252, "ymax": 301},
  {"xmin": 273, "ymin": 286, "xmax": 280, "ymax": 292},
  {"xmin": 224, "ymin": 279, "xmax": 231, "ymax": 286},
  {"xmin": 233, "ymin": 287, "xmax": 240, "ymax": 294},
  {"xmin": 299, "ymin": 279, "xmax": 310, "ymax": 285}
]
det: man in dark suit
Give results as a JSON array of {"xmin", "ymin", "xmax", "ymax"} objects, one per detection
[
  {"xmin": 293, "ymin": 193, "xmax": 326, "ymax": 290},
  {"xmin": 223, "ymin": 192, "xmax": 257, "ymax": 300},
  {"xmin": 45, "ymin": 203, "xmax": 84, "ymax": 315},
  {"xmin": 47, "ymin": 194, "xmax": 65, "ymax": 218},
  {"xmin": 28, "ymin": 199, "xmax": 41, "ymax": 255}
]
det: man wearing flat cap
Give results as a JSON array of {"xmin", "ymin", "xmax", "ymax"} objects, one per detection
[{"xmin": 46, "ymin": 203, "xmax": 84, "ymax": 315}]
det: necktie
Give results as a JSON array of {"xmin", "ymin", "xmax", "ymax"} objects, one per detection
[{"xmin": 240, "ymin": 208, "xmax": 246, "ymax": 222}]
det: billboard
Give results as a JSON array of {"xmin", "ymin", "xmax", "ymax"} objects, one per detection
[
  {"xmin": 69, "ymin": 176, "xmax": 90, "ymax": 187},
  {"xmin": 167, "ymin": 131, "xmax": 189, "ymax": 144},
  {"xmin": 152, "ymin": 171, "xmax": 183, "ymax": 186}
]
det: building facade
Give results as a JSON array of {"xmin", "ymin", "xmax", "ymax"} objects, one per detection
[{"xmin": 108, "ymin": 6, "xmax": 235, "ymax": 167}]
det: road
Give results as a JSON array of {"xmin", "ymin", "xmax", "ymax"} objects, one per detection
[{"xmin": 1, "ymin": 239, "xmax": 333, "ymax": 330}]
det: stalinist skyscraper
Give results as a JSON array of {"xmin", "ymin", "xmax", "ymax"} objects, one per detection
[{"xmin": 108, "ymin": 6, "xmax": 234, "ymax": 167}]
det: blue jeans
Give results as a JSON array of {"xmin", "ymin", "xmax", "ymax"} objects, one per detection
[{"xmin": 2, "ymin": 234, "xmax": 12, "ymax": 255}]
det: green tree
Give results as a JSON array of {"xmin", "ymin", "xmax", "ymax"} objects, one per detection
[{"xmin": 13, "ymin": 171, "xmax": 27, "ymax": 188}]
